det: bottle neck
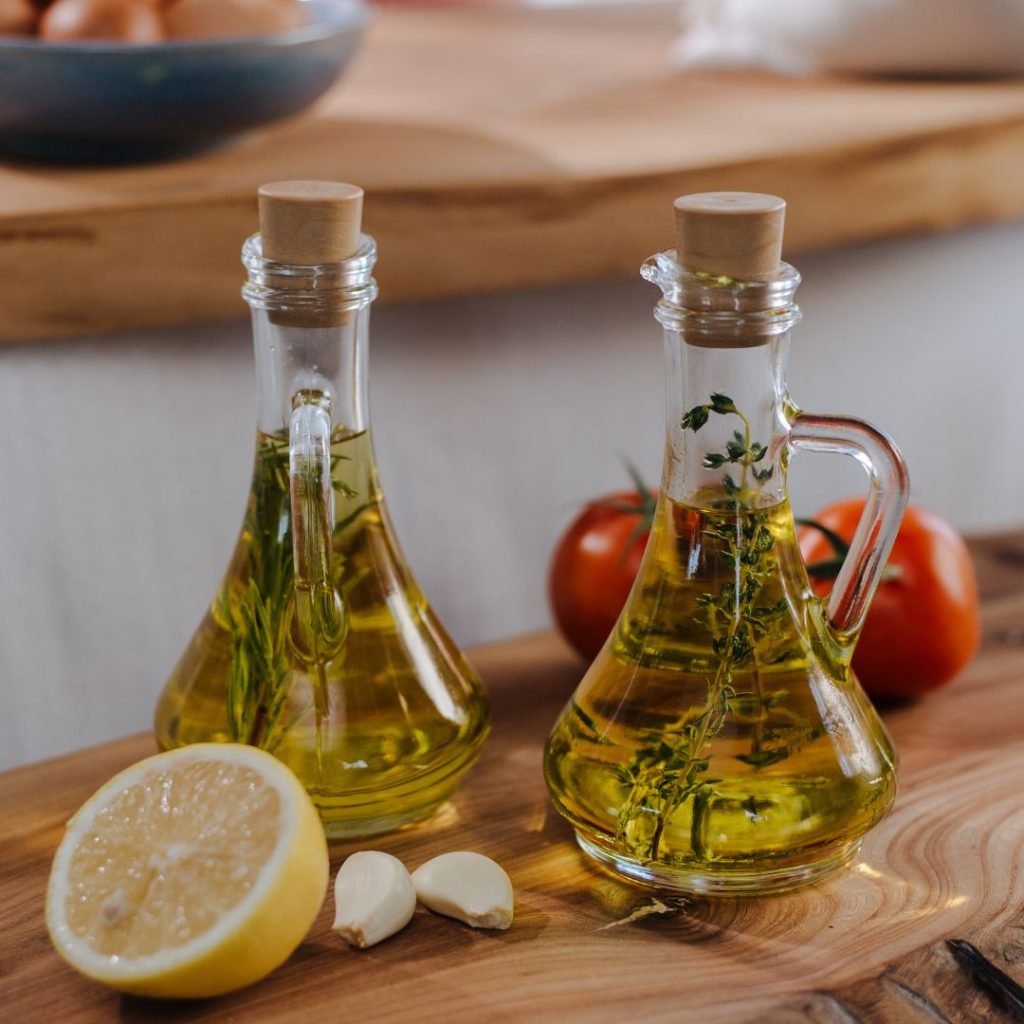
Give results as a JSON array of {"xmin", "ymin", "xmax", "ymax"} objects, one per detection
[
  {"xmin": 242, "ymin": 234, "xmax": 378, "ymax": 437},
  {"xmin": 662, "ymin": 333, "xmax": 792, "ymax": 508},
  {"xmin": 643, "ymin": 250, "xmax": 801, "ymax": 509}
]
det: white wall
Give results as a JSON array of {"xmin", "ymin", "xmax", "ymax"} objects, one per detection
[{"xmin": 1, "ymin": 220, "xmax": 1022, "ymax": 769}]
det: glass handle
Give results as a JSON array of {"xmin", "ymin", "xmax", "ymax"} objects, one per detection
[
  {"xmin": 289, "ymin": 394, "xmax": 345, "ymax": 663},
  {"xmin": 789, "ymin": 411, "xmax": 910, "ymax": 640}
]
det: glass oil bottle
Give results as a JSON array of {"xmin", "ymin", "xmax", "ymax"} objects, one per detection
[
  {"xmin": 155, "ymin": 182, "xmax": 489, "ymax": 837},
  {"xmin": 545, "ymin": 193, "xmax": 910, "ymax": 894}
]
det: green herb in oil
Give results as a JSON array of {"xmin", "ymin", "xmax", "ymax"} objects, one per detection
[
  {"xmin": 217, "ymin": 436, "xmax": 294, "ymax": 749},
  {"xmin": 614, "ymin": 393, "xmax": 795, "ymax": 862},
  {"xmin": 216, "ymin": 434, "xmax": 358, "ymax": 753}
]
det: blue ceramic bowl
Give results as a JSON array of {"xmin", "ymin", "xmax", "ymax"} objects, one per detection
[{"xmin": 0, "ymin": 0, "xmax": 368, "ymax": 162}]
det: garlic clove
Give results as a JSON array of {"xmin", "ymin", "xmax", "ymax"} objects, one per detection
[
  {"xmin": 411, "ymin": 851, "xmax": 513, "ymax": 930},
  {"xmin": 332, "ymin": 851, "xmax": 416, "ymax": 949}
]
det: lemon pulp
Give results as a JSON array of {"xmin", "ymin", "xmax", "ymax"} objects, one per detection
[{"xmin": 46, "ymin": 743, "xmax": 329, "ymax": 998}]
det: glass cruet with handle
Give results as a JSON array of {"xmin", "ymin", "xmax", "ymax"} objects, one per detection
[
  {"xmin": 544, "ymin": 192, "xmax": 910, "ymax": 895},
  {"xmin": 155, "ymin": 181, "xmax": 490, "ymax": 838}
]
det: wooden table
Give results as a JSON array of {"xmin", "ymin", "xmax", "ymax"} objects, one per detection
[
  {"xmin": 4, "ymin": 6, "xmax": 1024, "ymax": 342},
  {"xmin": 3, "ymin": 533, "xmax": 1024, "ymax": 1022}
]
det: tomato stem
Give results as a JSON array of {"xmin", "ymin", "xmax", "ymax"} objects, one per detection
[
  {"xmin": 797, "ymin": 518, "xmax": 850, "ymax": 558},
  {"xmin": 799, "ymin": 518, "xmax": 902, "ymax": 583}
]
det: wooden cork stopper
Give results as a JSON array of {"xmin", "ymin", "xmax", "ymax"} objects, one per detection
[
  {"xmin": 674, "ymin": 192, "xmax": 785, "ymax": 280},
  {"xmin": 258, "ymin": 180, "xmax": 363, "ymax": 265},
  {"xmin": 257, "ymin": 181, "xmax": 364, "ymax": 328}
]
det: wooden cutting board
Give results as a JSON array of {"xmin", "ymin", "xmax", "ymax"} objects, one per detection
[
  {"xmin": 3, "ymin": 6, "xmax": 1024, "ymax": 342},
  {"xmin": 2, "ymin": 532, "xmax": 1024, "ymax": 1022}
]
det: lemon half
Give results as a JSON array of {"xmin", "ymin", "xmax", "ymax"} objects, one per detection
[{"xmin": 46, "ymin": 743, "xmax": 329, "ymax": 998}]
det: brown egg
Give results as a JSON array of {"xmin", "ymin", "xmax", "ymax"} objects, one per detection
[
  {"xmin": 0, "ymin": 0, "xmax": 36, "ymax": 34},
  {"xmin": 165, "ymin": 0, "xmax": 304, "ymax": 40},
  {"xmin": 40, "ymin": 0, "xmax": 165, "ymax": 41}
]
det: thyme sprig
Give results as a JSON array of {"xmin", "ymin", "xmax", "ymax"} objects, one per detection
[
  {"xmin": 682, "ymin": 392, "xmax": 773, "ymax": 492},
  {"xmin": 615, "ymin": 393, "xmax": 792, "ymax": 863}
]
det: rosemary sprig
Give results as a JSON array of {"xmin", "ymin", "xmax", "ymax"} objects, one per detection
[
  {"xmin": 218, "ymin": 437, "xmax": 295, "ymax": 749},
  {"xmin": 218, "ymin": 435, "xmax": 356, "ymax": 753},
  {"xmin": 615, "ymin": 393, "xmax": 790, "ymax": 863}
]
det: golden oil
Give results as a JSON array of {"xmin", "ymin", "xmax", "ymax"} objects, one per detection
[
  {"xmin": 156, "ymin": 427, "xmax": 489, "ymax": 837},
  {"xmin": 544, "ymin": 494, "xmax": 896, "ymax": 893},
  {"xmin": 547, "ymin": 194, "xmax": 910, "ymax": 893}
]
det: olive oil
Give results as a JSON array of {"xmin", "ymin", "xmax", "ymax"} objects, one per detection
[
  {"xmin": 545, "ymin": 192, "xmax": 907, "ymax": 894},
  {"xmin": 156, "ymin": 428, "xmax": 489, "ymax": 837},
  {"xmin": 544, "ymin": 495, "xmax": 896, "ymax": 893}
]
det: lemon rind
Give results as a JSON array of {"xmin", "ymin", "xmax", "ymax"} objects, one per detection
[{"xmin": 46, "ymin": 743, "xmax": 327, "ymax": 996}]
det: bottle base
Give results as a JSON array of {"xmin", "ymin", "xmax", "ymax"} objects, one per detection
[
  {"xmin": 156, "ymin": 720, "xmax": 489, "ymax": 841},
  {"xmin": 575, "ymin": 833, "xmax": 862, "ymax": 896},
  {"xmin": 312, "ymin": 730, "xmax": 489, "ymax": 839},
  {"xmin": 320, "ymin": 800, "xmax": 446, "ymax": 840}
]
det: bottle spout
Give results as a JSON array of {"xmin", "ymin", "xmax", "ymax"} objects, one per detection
[{"xmin": 640, "ymin": 250, "xmax": 682, "ymax": 301}]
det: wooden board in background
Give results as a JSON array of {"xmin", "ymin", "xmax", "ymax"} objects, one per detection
[
  {"xmin": 2, "ymin": 533, "xmax": 1024, "ymax": 1022},
  {"xmin": 3, "ymin": 7, "xmax": 1024, "ymax": 342}
]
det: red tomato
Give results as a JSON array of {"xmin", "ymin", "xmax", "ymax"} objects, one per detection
[
  {"xmin": 549, "ymin": 488, "xmax": 656, "ymax": 660},
  {"xmin": 799, "ymin": 499, "xmax": 980, "ymax": 700}
]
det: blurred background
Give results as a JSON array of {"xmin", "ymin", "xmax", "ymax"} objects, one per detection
[{"xmin": 1, "ymin": 0, "xmax": 1023, "ymax": 769}]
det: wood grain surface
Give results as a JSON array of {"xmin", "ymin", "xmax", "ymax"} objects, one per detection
[
  {"xmin": 2, "ymin": 533, "xmax": 1024, "ymax": 1023},
  {"xmin": 4, "ymin": 7, "xmax": 1024, "ymax": 342}
]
